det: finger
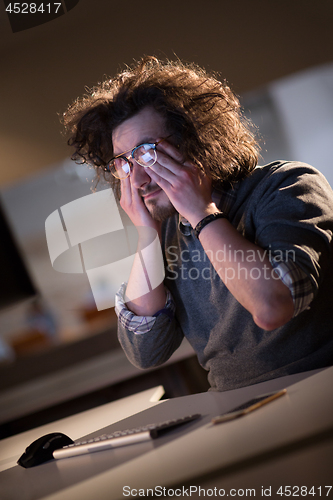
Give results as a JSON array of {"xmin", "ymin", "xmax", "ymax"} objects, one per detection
[
  {"xmin": 147, "ymin": 158, "xmax": 178, "ymax": 183},
  {"xmin": 153, "ymin": 149, "xmax": 194, "ymax": 178},
  {"xmin": 149, "ymin": 156, "xmax": 198, "ymax": 193},
  {"xmin": 156, "ymin": 138, "xmax": 185, "ymax": 164},
  {"xmin": 144, "ymin": 167, "xmax": 176, "ymax": 196},
  {"xmin": 120, "ymin": 176, "xmax": 142, "ymax": 208},
  {"xmin": 131, "ymin": 183, "xmax": 145, "ymax": 204},
  {"xmin": 144, "ymin": 166, "xmax": 169, "ymax": 186},
  {"xmin": 120, "ymin": 176, "xmax": 132, "ymax": 201},
  {"xmin": 158, "ymin": 139, "xmax": 196, "ymax": 170}
]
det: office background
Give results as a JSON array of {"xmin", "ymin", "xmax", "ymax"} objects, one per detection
[{"xmin": 0, "ymin": 0, "xmax": 332, "ymax": 433}]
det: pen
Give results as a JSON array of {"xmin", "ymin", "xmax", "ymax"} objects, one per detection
[{"xmin": 212, "ymin": 388, "xmax": 287, "ymax": 424}]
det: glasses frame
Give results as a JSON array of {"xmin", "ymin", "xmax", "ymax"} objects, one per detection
[
  {"xmin": 104, "ymin": 136, "xmax": 173, "ymax": 179},
  {"xmin": 105, "ymin": 139, "xmax": 167, "ymax": 179}
]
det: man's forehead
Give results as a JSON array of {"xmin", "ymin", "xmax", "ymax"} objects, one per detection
[{"xmin": 112, "ymin": 107, "xmax": 167, "ymax": 154}]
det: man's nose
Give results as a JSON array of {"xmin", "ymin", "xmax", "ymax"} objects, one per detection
[{"xmin": 130, "ymin": 161, "xmax": 151, "ymax": 189}]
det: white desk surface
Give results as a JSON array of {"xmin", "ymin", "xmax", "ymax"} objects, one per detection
[
  {"xmin": 1, "ymin": 368, "xmax": 332, "ymax": 500},
  {"xmin": 0, "ymin": 386, "xmax": 165, "ymax": 474}
]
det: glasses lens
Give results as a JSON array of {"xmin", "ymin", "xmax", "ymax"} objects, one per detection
[
  {"xmin": 133, "ymin": 144, "xmax": 157, "ymax": 167},
  {"xmin": 108, "ymin": 158, "xmax": 131, "ymax": 179}
]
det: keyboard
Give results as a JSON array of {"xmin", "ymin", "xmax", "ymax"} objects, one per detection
[{"xmin": 53, "ymin": 414, "xmax": 201, "ymax": 460}]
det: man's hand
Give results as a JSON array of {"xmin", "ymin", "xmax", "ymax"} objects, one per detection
[
  {"xmin": 119, "ymin": 169, "xmax": 166, "ymax": 317},
  {"xmin": 147, "ymin": 140, "xmax": 294, "ymax": 330},
  {"xmin": 147, "ymin": 139, "xmax": 217, "ymax": 227},
  {"xmin": 119, "ymin": 174, "xmax": 161, "ymax": 232}
]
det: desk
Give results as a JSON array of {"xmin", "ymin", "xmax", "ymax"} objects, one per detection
[
  {"xmin": 0, "ymin": 339, "xmax": 196, "ymax": 426},
  {"xmin": 1, "ymin": 368, "xmax": 332, "ymax": 500}
]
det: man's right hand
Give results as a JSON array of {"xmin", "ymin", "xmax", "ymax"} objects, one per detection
[
  {"xmin": 119, "ymin": 175, "xmax": 161, "ymax": 233},
  {"xmin": 119, "ymin": 175, "xmax": 166, "ymax": 316}
]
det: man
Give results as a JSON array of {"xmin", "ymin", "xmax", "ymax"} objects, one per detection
[{"xmin": 63, "ymin": 56, "xmax": 333, "ymax": 391}]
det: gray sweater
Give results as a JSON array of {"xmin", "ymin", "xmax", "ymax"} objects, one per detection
[{"xmin": 117, "ymin": 161, "xmax": 333, "ymax": 391}]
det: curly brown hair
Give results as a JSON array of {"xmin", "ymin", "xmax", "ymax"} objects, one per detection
[{"xmin": 62, "ymin": 56, "xmax": 260, "ymax": 197}]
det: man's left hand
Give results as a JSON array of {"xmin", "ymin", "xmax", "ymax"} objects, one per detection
[{"xmin": 147, "ymin": 139, "xmax": 218, "ymax": 227}]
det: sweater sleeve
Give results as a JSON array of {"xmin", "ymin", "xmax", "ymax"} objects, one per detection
[
  {"xmin": 115, "ymin": 282, "xmax": 184, "ymax": 369},
  {"xmin": 253, "ymin": 162, "xmax": 333, "ymax": 303}
]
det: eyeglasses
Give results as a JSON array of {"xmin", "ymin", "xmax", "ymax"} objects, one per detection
[{"xmin": 104, "ymin": 139, "xmax": 167, "ymax": 179}]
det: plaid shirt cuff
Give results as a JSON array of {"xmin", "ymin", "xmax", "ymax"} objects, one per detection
[
  {"xmin": 270, "ymin": 258, "xmax": 314, "ymax": 317},
  {"xmin": 115, "ymin": 282, "xmax": 175, "ymax": 334}
]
